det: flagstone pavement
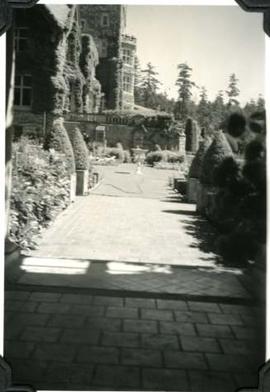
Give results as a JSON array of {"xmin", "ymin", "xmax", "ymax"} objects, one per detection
[{"xmin": 4, "ymin": 164, "xmax": 266, "ymax": 391}]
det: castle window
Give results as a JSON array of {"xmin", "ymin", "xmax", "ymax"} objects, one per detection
[
  {"xmin": 123, "ymin": 73, "xmax": 132, "ymax": 93},
  {"xmin": 14, "ymin": 74, "xmax": 32, "ymax": 108},
  {"xmin": 101, "ymin": 13, "xmax": 109, "ymax": 27},
  {"xmin": 122, "ymin": 48, "xmax": 133, "ymax": 66},
  {"xmin": 97, "ymin": 39, "xmax": 108, "ymax": 58},
  {"xmin": 15, "ymin": 27, "xmax": 29, "ymax": 52}
]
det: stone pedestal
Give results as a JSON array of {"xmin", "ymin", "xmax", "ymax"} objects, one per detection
[
  {"xmin": 76, "ymin": 170, "xmax": 89, "ymax": 196},
  {"xmin": 70, "ymin": 173, "xmax": 77, "ymax": 202},
  {"xmin": 187, "ymin": 177, "xmax": 198, "ymax": 203}
]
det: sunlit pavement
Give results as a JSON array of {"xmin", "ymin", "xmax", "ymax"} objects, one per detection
[{"xmin": 4, "ymin": 164, "xmax": 265, "ymax": 391}]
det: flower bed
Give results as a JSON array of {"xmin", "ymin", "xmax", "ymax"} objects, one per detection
[{"xmin": 9, "ymin": 139, "xmax": 71, "ymax": 251}]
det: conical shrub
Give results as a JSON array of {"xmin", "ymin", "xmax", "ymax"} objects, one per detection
[
  {"xmin": 68, "ymin": 127, "xmax": 89, "ymax": 170},
  {"xmin": 188, "ymin": 137, "xmax": 212, "ymax": 179},
  {"xmin": 44, "ymin": 118, "xmax": 75, "ymax": 175},
  {"xmin": 200, "ymin": 131, "xmax": 233, "ymax": 186}
]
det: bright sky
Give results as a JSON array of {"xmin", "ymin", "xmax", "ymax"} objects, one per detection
[{"xmin": 125, "ymin": 5, "xmax": 265, "ymax": 105}]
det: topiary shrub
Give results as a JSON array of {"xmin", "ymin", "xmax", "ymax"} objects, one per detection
[
  {"xmin": 166, "ymin": 151, "xmax": 185, "ymax": 164},
  {"xmin": 68, "ymin": 127, "xmax": 89, "ymax": 170},
  {"xmin": 226, "ymin": 112, "xmax": 246, "ymax": 138},
  {"xmin": 188, "ymin": 137, "xmax": 212, "ymax": 179},
  {"xmin": 145, "ymin": 151, "xmax": 164, "ymax": 166},
  {"xmin": 105, "ymin": 147, "xmax": 124, "ymax": 162},
  {"xmin": 44, "ymin": 118, "xmax": 75, "ymax": 174},
  {"xmin": 200, "ymin": 131, "xmax": 233, "ymax": 187}
]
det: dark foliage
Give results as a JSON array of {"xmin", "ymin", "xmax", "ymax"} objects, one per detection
[{"xmin": 68, "ymin": 127, "xmax": 89, "ymax": 170}]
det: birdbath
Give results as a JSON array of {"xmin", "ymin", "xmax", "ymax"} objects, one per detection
[{"xmin": 131, "ymin": 147, "xmax": 148, "ymax": 174}]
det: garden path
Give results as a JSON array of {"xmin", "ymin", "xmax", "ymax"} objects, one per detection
[{"xmin": 28, "ymin": 164, "xmax": 217, "ymax": 267}]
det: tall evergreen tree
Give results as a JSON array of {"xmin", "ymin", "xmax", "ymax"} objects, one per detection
[
  {"xmin": 256, "ymin": 94, "xmax": 265, "ymax": 111},
  {"xmin": 211, "ymin": 90, "xmax": 227, "ymax": 130},
  {"xmin": 175, "ymin": 63, "xmax": 197, "ymax": 121},
  {"xmin": 226, "ymin": 73, "xmax": 240, "ymax": 106},
  {"xmin": 196, "ymin": 86, "xmax": 211, "ymax": 130},
  {"xmin": 140, "ymin": 62, "xmax": 161, "ymax": 109}
]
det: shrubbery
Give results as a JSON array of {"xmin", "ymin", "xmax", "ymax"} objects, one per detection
[
  {"xmin": 188, "ymin": 137, "xmax": 211, "ymax": 179},
  {"xmin": 68, "ymin": 127, "xmax": 89, "ymax": 170},
  {"xmin": 145, "ymin": 150, "xmax": 184, "ymax": 166},
  {"xmin": 9, "ymin": 139, "xmax": 71, "ymax": 250},
  {"xmin": 44, "ymin": 118, "xmax": 75, "ymax": 174},
  {"xmin": 200, "ymin": 131, "xmax": 233, "ymax": 186}
]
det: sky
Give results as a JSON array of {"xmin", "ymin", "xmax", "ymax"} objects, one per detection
[{"xmin": 125, "ymin": 5, "xmax": 265, "ymax": 105}]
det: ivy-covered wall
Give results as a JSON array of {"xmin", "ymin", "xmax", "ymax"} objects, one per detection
[
  {"xmin": 79, "ymin": 5, "xmax": 125, "ymax": 110},
  {"xmin": 13, "ymin": 5, "xmax": 102, "ymax": 133}
]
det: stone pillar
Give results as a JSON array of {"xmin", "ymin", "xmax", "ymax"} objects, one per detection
[{"xmin": 178, "ymin": 132, "xmax": 186, "ymax": 156}]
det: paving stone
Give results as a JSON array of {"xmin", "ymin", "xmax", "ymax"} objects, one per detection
[
  {"xmin": 206, "ymin": 353, "xmax": 254, "ymax": 371},
  {"xmin": 219, "ymin": 338, "xmax": 258, "ymax": 355},
  {"xmin": 5, "ymin": 291, "xmax": 31, "ymax": 301},
  {"xmin": 30, "ymin": 292, "xmax": 61, "ymax": 302},
  {"xmin": 141, "ymin": 308, "xmax": 173, "ymax": 321},
  {"xmin": 45, "ymin": 363, "xmax": 94, "ymax": 384},
  {"xmin": 7, "ymin": 312, "xmax": 50, "ymax": 326},
  {"xmin": 61, "ymin": 328, "xmax": 100, "ymax": 344},
  {"xmin": 196, "ymin": 323, "xmax": 233, "ymax": 338},
  {"xmin": 4, "ymin": 341, "xmax": 35, "ymax": 359},
  {"xmin": 142, "ymin": 368, "xmax": 189, "ymax": 390},
  {"xmin": 160, "ymin": 321, "xmax": 196, "ymax": 336},
  {"xmin": 231, "ymin": 325, "xmax": 258, "ymax": 340},
  {"xmin": 125, "ymin": 297, "xmax": 156, "ymax": 308},
  {"xmin": 37, "ymin": 302, "xmax": 71, "ymax": 314},
  {"xmin": 121, "ymin": 348, "xmax": 162, "ymax": 366},
  {"xmin": 141, "ymin": 333, "xmax": 179, "ymax": 350},
  {"xmin": 188, "ymin": 301, "xmax": 221, "ymax": 313},
  {"xmin": 241, "ymin": 314, "xmax": 257, "ymax": 326},
  {"xmin": 93, "ymin": 296, "xmax": 124, "ymax": 307},
  {"xmin": 124, "ymin": 319, "xmax": 158, "ymax": 334},
  {"xmin": 102, "ymin": 331, "xmax": 140, "ymax": 348},
  {"xmin": 175, "ymin": 310, "xmax": 208, "ymax": 323},
  {"xmin": 21, "ymin": 326, "xmax": 61, "ymax": 342},
  {"xmin": 47, "ymin": 314, "xmax": 86, "ymax": 328},
  {"xmin": 5, "ymin": 300, "xmax": 26, "ymax": 311},
  {"xmin": 60, "ymin": 293, "xmax": 93, "ymax": 305},
  {"xmin": 106, "ymin": 306, "xmax": 138, "ymax": 319},
  {"xmin": 189, "ymin": 370, "xmax": 237, "ymax": 391},
  {"xmin": 85, "ymin": 316, "xmax": 122, "ymax": 332},
  {"xmin": 181, "ymin": 336, "xmax": 221, "ymax": 353},
  {"xmin": 208, "ymin": 312, "xmax": 243, "ymax": 326},
  {"xmin": 77, "ymin": 346, "xmax": 119, "ymax": 364},
  {"xmin": 33, "ymin": 343, "xmax": 77, "ymax": 362},
  {"xmin": 8, "ymin": 359, "xmax": 48, "ymax": 383},
  {"xmin": 164, "ymin": 350, "xmax": 208, "ymax": 370},
  {"xmin": 70, "ymin": 304, "xmax": 105, "ymax": 317},
  {"xmin": 234, "ymin": 372, "xmax": 259, "ymax": 388},
  {"xmin": 4, "ymin": 323, "xmax": 24, "ymax": 339},
  {"xmin": 156, "ymin": 299, "xmax": 188, "ymax": 310},
  {"xmin": 219, "ymin": 303, "xmax": 254, "ymax": 315},
  {"xmin": 93, "ymin": 365, "xmax": 140, "ymax": 388}
]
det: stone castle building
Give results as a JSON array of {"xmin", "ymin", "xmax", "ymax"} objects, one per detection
[
  {"xmin": 12, "ymin": 4, "xmax": 137, "ymax": 136},
  {"xmin": 79, "ymin": 5, "xmax": 136, "ymax": 111}
]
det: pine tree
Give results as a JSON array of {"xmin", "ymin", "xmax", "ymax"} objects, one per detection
[
  {"xmin": 256, "ymin": 94, "xmax": 265, "ymax": 111},
  {"xmin": 211, "ymin": 90, "xmax": 227, "ymax": 130},
  {"xmin": 196, "ymin": 86, "xmax": 211, "ymax": 130},
  {"xmin": 226, "ymin": 73, "xmax": 240, "ymax": 106},
  {"xmin": 140, "ymin": 62, "xmax": 161, "ymax": 109},
  {"xmin": 175, "ymin": 63, "xmax": 197, "ymax": 121}
]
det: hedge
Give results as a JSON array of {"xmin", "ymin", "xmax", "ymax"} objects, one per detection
[
  {"xmin": 44, "ymin": 118, "xmax": 75, "ymax": 174},
  {"xmin": 200, "ymin": 131, "xmax": 233, "ymax": 186},
  {"xmin": 68, "ymin": 127, "xmax": 89, "ymax": 170},
  {"xmin": 188, "ymin": 137, "xmax": 212, "ymax": 179}
]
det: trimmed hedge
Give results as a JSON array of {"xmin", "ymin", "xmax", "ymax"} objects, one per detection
[
  {"xmin": 200, "ymin": 131, "xmax": 233, "ymax": 186},
  {"xmin": 188, "ymin": 137, "xmax": 212, "ymax": 179},
  {"xmin": 145, "ymin": 150, "xmax": 184, "ymax": 166},
  {"xmin": 44, "ymin": 118, "xmax": 75, "ymax": 174},
  {"xmin": 68, "ymin": 127, "xmax": 89, "ymax": 170}
]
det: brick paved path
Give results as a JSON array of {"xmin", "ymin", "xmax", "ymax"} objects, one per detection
[
  {"xmin": 4, "ymin": 164, "xmax": 265, "ymax": 390},
  {"xmin": 5, "ymin": 289, "xmax": 265, "ymax": 391}
]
